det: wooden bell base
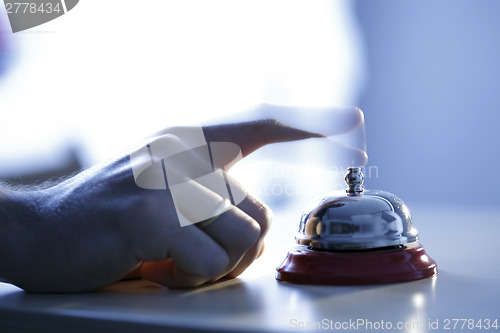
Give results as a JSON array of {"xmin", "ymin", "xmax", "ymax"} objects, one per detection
[{"xmin": 276, "ymin": 243, "xmax": 437, "ymax": 285}]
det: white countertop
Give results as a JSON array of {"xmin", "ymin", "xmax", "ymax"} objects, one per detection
[{"xmin": 1, "ymin": 203, "xmax": 499, "ymax": 332}]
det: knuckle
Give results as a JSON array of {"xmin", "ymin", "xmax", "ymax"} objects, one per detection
[
  {"xmin": 197, "ymin": 247, "xmax": 230, "ymax": 277},
  {"xmin": 248, "ymin": 199, "xmax": 273, "ymax": 236},
  {"xmin": 258, "ymin": 204, "xmax": 273, "ymax": 235},
  {"xmin": 249, "ymin": 216, "xmax": 263, "ymax": 237},
  {"xmin": 237, "ymin": 217, "xmax": 262, "ymax": 250}
]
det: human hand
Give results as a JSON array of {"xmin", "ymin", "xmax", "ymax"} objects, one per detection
[
  {"xmin": 1, "ymin": 102, "xmax": 367, "ymax": 293},
  {"xmin": 0, "ymin": 118, "xmax": 325, "ymax": 292}
]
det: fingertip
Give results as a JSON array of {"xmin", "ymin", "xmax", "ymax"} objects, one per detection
[
  {"xmin": 121, "ymin": 262, "xmax": 143, "ymax": 280},
  {"xmin": 256, "ymin": 241, "xmax": 265, "ymax": 259},
  {"xmin": 348, "ymin": 148, "xmax": 369, "ymax": 168},
  {"xmin": 357, "ymin": 150, "xmax": 369, "ymax": 167},
  {"xmin": 140, "ymin": 260, "xmax": 175, "ymax": 286},
  {"xmin": 141, "ymin": 260, "xmax": 209, "ymax": 288},
  {"xmin": 354, "ymin": 107, "xmax": 365, "ymax": 127}
]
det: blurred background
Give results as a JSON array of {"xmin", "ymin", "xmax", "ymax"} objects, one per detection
[
  {"xmin": 0, "ymin": 0, "xmax": 499, "ymax": 208},
  {"xmin": 355, "ymin": 0, "xmax": 500, "ymax": 208}
]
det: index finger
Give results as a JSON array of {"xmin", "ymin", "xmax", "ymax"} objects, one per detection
[{"xmin": 202, "ymin": 119, "xmax": 325, "ymax": 158}]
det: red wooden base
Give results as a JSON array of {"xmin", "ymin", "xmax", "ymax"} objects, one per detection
[{"xmin": 276, "ymin": 243, "xmax": 437, "ymax": 285}]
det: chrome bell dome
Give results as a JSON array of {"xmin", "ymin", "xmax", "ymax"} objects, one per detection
[{"xmin": 295, "ymin": 167, "xmax": 418, "ymax": 251}]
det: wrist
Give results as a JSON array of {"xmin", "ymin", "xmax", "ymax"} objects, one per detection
[
  {"xmin": 0, "ymin": 186, "xmax": 82, "ymax": 291},
  {"xmin": 0, "ymin": 187, "xmax": 39, "ymax": 286}
]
